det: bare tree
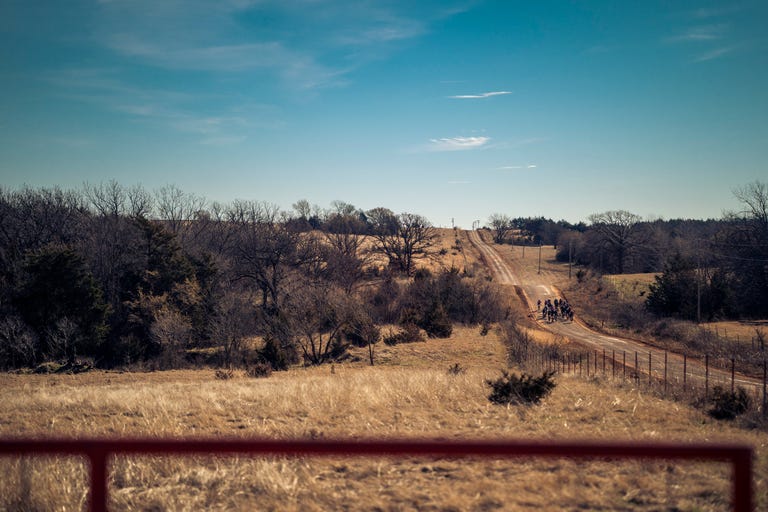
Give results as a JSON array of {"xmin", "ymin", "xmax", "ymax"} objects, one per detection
[
  {"xmin": 587, "ymin": 210, "xmax": 643, "ymax": 274},
  {"xmin": 367, "ymin": 209, "xmax": 437, "ymax": 276},
  {"xmin": 208, "ymin": 290, "xmax": 256, "ymax": 369},
  {"xmin": 150, "ymin": 301, "xmax": 192, "ymax": 368},
  {"xmin": 282, "ymin": 280, "xmax": 355, "ymax": 365},
  {"xmin": 732, "ymin": 181, "xmax": 768, "ymax": 237},
  {"xmin": 228, "ymin": 201, "xmax": 300, "ymax": 313},
  {"xmin": 487, "ymin": 213, "xmax": 513, "ymax": 244},
  {"xmin": 0, "ymin": 315, "xmax": 37, "ymax": 368},
  {"xmin": 154, "ymin": 184, "xmax": 207, "ymax": 246},
  {"xmin": 127, "ymin": 184, "xmax": 154, "ymax": 218},
  {"xmin": 292, "ymin": 199, "xmax": 312, "ymax": 221}
]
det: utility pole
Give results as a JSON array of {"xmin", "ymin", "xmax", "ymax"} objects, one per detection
[
  {"xmin": 696, "ymin": 244, "xmax": 702, "ymax": 324},
  {"xmin": 538, "ymin": 243, "xmax": 542, "ymax": 274},
  {"xmin": 568, "ymin": 239, "xmax": 573, "ymax": 279}
]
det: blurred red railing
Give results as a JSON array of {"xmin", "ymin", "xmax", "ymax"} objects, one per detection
[{"xmin": 0, "ymin": 438, "xmax": 754, "ymax": 511}]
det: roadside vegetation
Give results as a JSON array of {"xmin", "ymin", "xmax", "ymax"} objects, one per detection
[
  {"xmin": 487, "ymin": 181, "xmax": 768, "ymax": 376},
  {"xmin": 488, "ymin": 181, "xmax": 768, "ymax": 322}
]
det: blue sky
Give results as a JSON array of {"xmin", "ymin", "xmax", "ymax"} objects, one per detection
[{"xmin": 1, "ymin": 1, "xmax": 767, "ymax": 228}]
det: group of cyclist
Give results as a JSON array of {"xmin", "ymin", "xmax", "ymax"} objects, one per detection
[{"xmin": 536, "ymin": 298, "xmax": 574, "ymax": 323}]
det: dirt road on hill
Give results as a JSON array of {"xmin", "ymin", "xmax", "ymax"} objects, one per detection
[{"xmin": 467, "ymin": 230, "xmax": 762, "ymax": 394}]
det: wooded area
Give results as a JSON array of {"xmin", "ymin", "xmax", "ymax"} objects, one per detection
[{"xmin": 0, "ymin": 183, "xmax": 505, "ymax": 370}]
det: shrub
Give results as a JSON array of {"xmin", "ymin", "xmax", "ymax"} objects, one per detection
[
  {"xmin": 245, "ymin": 362, "xmax": 272, "ymax": 378},
  {"xmin": 707, "ymin": 386, "xmax": 751, "ymax": 420},
  {"xmin": 258, "ymin": 335, "xmax": 298, "ymax": 371},
  {"xmin": 343, "ymin": 315, "xmax": 381, "ymax": 348},
  {"xmin": 501, "ymin": 322, "xmax": 532, "ymax": 365},
  {"xmin": 486, "ymin": 370, "xmax": 556, "ymax": 405},
  {"xmin": 447, "ymin": 363, "xmax": 466, "ymax": 375},
  {"xmin": 214, "ymin": 369, "xmax": 234, "ymax": 380},
  {"xmin": 419, "ymin": 303, "xmax": 453, "ymax": 338},
  {"xmin": 383, "ymin": 324, "xmax": 424, "ymax": 345}
]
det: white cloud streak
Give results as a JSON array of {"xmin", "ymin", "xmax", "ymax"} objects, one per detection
[
  {"xmin": 694, "ymin": 46, "xmax": 737, "ymax": 62},
  {"xmin": 666, "ymin": 24, "xmax": 728, "ymax": 43},
  {"xmin": 428, "ymin": 136, "xmax": 490, "ymax": 151},
  {"xmin": 497, "ymin": 164, "xmax": 537, "ymax": 170},
  {"xmin": 449, "ymin": 91, "xmax": 512, "ymax": 99}
]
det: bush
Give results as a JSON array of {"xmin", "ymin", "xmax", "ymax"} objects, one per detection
[
  {"xmin": 419, "ymin": 303, "xmax": 453, "ymax": 338},
  {"xmin": 246, "ymin": 362, "xmax": 272, "ymax": 378},
  {"xmin": 258, "ymin": 335, "xmax": 298, "ymax": 371},
  {"xmin": 343, "ymin": 315, "xmax": 381, "ymax": 348},
  {"xmin": 214, "ymin": 369, "xmax": 234, "ymax": 380},
  {"xmin": 707, "ymin": 385, "xmax": 751, "ymax": 420},
  {"xmin": 486, "ymin": 370, "xmax": 556, "ymax": 405},
  {"xmin": 447, "ymin": 362, "xmax": 466, "ymax": 375},
  {"xmin": 383, "ymin": 324, "xmax": 424, "ymax": 345}
]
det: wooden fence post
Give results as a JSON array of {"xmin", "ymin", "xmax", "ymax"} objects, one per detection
[
  {"xmin": 664, "ymin": 351, "xmax": 668, "ymax": 395},
  {"xmin": 705, "ymin": 355, "xmax": 709, "ymax": 399},
  {"xmin": 763, "ymin": 360, "xmax": 766, "ymax": 419},
  {"xmin": 648, "ymin": 351, "xmax": 652, "ymax": 387},
  {"xmin": 683, "ymin": 354, "xmax": 687, "ymax": 392}
]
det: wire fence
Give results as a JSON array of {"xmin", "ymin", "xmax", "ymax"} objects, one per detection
[{"xmin": 518, "ymin": 345, "xmax": 767, "ymax": 417}]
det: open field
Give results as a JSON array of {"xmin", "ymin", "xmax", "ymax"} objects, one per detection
[
  {"xmin": 605, "ymin": 273, "xmax": 659, "ymax": 306},
  {"xmin": 1, "ymin": 324, "xmax": 766, "ymax": 511},
  {"xmin": 700, "ymin": 321, "xmax": 768, "ymax": 350}
]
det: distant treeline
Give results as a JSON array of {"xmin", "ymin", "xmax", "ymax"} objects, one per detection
[
  {"xmin": 0, "ymin": 183, "xmax": 506, "ymax": 371},
  {"xmin": 488, "ymin": 182, "xmax": 768, "ymax": 321}
]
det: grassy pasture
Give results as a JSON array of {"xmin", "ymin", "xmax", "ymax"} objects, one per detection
[
  {"xmin": 1, "ymin": 325, "xmax": 766, "ymax": 511},
  {"xmin": 604, "ymin": 273, "xmax": 659, "ymax": 305},
  {"xmin": 700, "ymin": 320, "xmax": 768, "ymax": 350}
]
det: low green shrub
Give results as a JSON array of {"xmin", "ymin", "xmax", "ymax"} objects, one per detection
[
  {"xmin": 486, "ymin": 370, "xmax": 556, "ymax": 405},
  {"xmin": 707, "ymin": 385, "xmax": 751, "ymax": 420}
]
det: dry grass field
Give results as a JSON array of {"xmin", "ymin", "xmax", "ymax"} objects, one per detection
[
  {"xmin": 700, "ymin": 321, "xmax": 768, "ymax": 350},
  {"xmin": 1, "ymin": 325, "xmax": 766, "ymax": 510},
  {"xmin": 604, "ymin": 273, "xmax": 659, "ymax": 306},
  {"xmin": 1, "ymin": 230, "xmax": 767, "ymax": 510}
]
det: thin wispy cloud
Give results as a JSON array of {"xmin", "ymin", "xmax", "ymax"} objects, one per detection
[
  {"xmin": 694, "ymin": 46, "xmax": 737, "ymax": 62},
  {"xmin": 449, "ymin": 91, "xmax": 512, "ymax": 99},
  {"xmin": 428, "ymin": 136, "xmax": 490, "ymax": 152},
  {"xmin": 666, "ymin": 24, "xmax": 728, "ymax": 43},
  {"xmin": 497, "ymin": 164, "xmax": 537, "ymax": 170},
  {"xmin": 691, "ymin": 6, "xmax": 741, "ymax": 19},
  {"xmin": 95, "ymin": 1, "xmax": 466, "ymax": 92}
]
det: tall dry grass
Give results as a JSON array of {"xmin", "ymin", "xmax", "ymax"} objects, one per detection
[{"xmin": 1, "ymin": 325, "xmax": 765, "ymax": 510}]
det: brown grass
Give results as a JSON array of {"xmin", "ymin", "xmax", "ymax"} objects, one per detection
[
  {"xmin": 1, "ymin": 322, "xmax": 766, "ymax": 510},
  {"xmin": 701, "ymin": 320, "xmax": 768, "ymax": 350},
  {"xmin": 605, "ymin": 273, "xmax": 659, "ymax": 305}
]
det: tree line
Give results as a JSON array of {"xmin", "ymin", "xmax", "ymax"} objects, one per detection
[
  {"xmin": 487, "ymin": 181, "xmax": 768, "ymax": 321},
  {"xmin": 0, "ymin": 182, "xmax": 506, "ymax": 371}
]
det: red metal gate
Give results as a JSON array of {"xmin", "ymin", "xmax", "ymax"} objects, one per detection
[{"xmin": 0, "ymin": 438, "xmax": 754, "ymax": 511}]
